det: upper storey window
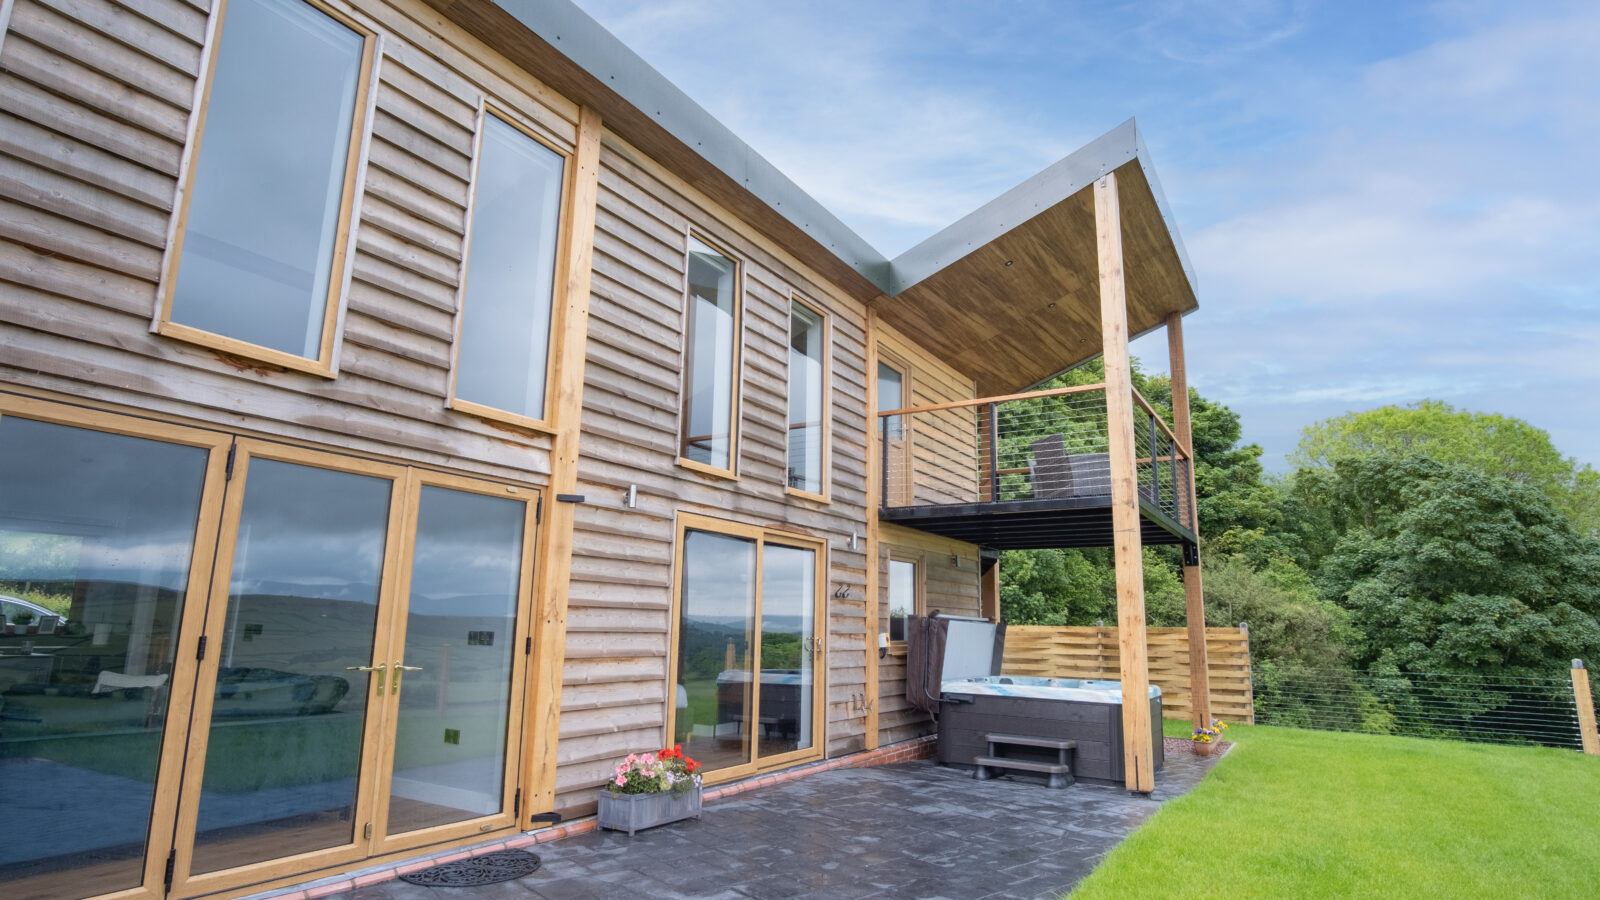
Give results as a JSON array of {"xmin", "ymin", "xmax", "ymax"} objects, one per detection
[
  {"xmin": 450, "ymin": 112, "xmax": 567, "ymax": 426},
  {"xmin": 787, "ymin": 299, "xmax": 828, "ymax": 497},
  {"xmin": 679, "ymin": 235, "xmax": 741, "ymax": 473},
  {"xmin": 158, "ymin": 0, "xmax": 377, "ymax": 375}
]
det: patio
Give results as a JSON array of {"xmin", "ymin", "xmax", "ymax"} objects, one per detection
[{"xmin": 325, "ymin": 751, "xmax": 1215, "ymax": 900}]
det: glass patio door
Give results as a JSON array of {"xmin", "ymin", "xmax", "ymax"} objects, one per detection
[
  {"xmin": 672, "ymin": 515, "xmax": 825, "ymax": 782},
  {"xmin": 170, "ymin": 445, "xmax": 538, "ymax": 898},
  {"xmin": 371, "ymin": 472, "xmax": 535, "ymax": 851}
]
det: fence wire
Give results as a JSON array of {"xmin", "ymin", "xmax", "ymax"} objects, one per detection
[{"xmin": 1253, "ymin": 665, "xmax": 1587, "ymax": 750}]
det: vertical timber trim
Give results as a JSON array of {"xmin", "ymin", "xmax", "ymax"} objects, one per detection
[
  {"xmin": 980, "ymin": 558, "xmax": 999, "ymax": 621},
  {"xmin": 1096, "ymin": 172, "xmax": 1154, "ymax": 793},
  {"xmin": 1167, "ymin": 312, "xmax": 1212, "ymax": 733},
  {"xmin": 863, "ymin": 305, "xmax": 881, "ymax": 749},
  {"xmin": 524, "ymin": 104, "xmax": 603, "ymax": 820},
  {"xmin": 1574, "ymin": 660, "xmax": 1599, "ymax": 755}
]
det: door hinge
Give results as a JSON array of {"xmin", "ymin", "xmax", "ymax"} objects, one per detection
[
  {"xmin": 196, "ymin": 635, "xmax": 207, "ymax": 661},
  {"xmin": 513, "ymin": 788, "xmax": 521, "ymax": 816},
  {"xmin": 525, "ymin": 635, "xmax": 533, "ymax": 655},
  {"xmin": 363, "ymin": 822, "xmax": 373, "ymax": 840},
  {"xmin": 163, "ymin": 849, "xmax": 176, "ymax": 889},
  {"xmin": 224, "ymin": 442, "xmax": 237, "ymax": 481}
]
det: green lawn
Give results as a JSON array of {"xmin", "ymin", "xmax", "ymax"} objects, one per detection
[{"xmin": 1071, "ymin": 723, "xmax": 1600, "ymax": 899}]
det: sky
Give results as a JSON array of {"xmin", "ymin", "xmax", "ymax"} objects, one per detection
[{"xmin": 572, "ymin": 0, "xmax": 1600, "ymax": 472}]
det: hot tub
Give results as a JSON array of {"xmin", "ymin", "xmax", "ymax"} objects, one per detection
[{"xmin": 921, "ymin": 621, "xmax": 1164, "ymax": 786}]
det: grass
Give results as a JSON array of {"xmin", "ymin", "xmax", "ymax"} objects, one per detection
[{"xmin": 1071, "ymin": 723, "xmax": 1600, "ymax": 899}]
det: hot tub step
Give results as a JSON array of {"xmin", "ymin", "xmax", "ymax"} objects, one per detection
[
  {"xmin": 972, "ymin": 756, "xmax": 1075, "ymax": 789},
  {"xmin": 983, "ymin": 733, "xmax": 1077, "ymax": 751}
]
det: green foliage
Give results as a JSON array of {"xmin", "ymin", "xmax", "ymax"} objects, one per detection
[
  {"xmin": 1201, "ymin": 556, "xmax": 1350, "ymax": 668},
  {"xmin": 1314, "ymin": 455, "xmax": 1600, "ymax": 676},
  {"xmin": 999, "ymin": 547, "xmax": 1184, "ymax": 627},
  {"xmin": 1293, "ymin": 399, "xmax": 1600, "ymax": 536}
]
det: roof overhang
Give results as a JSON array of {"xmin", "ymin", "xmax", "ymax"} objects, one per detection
[{"xmin": 425, "ymin": 1, "xmax": 1199, "ymax": 393}]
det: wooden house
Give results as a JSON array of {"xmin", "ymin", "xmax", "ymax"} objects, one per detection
[{"xmin": 0, "ymin": 0, "xmax": 1210, "ymax": 897}]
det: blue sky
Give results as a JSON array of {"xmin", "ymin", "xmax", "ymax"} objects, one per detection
[{"xmin": 573, "ymin": 0, "xmax": 1599, "ymax": 472}]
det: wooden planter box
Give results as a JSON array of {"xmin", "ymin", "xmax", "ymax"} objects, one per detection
[{"xmin": 596, "ymin": 787, "xmax": 702, "ymax": 836}]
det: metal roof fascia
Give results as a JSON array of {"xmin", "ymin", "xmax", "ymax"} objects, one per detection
[{"xmin": 489, "ymin": 0, "xmax": 892, "ymax": 288}]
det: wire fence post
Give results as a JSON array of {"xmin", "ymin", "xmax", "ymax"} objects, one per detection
[{"xmin": 1573, "ymin": 659, "xmax": 1599, "ymax": 755}]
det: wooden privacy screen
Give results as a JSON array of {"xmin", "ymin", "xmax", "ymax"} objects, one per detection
[{"xmin": 1002, "ymin": 625, "xmax": 1254, "ymax": 723}]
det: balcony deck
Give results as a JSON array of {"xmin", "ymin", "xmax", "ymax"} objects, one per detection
[{"xmin": 878, "ymin": 383, "xmax": 1197, "ymax": 551}]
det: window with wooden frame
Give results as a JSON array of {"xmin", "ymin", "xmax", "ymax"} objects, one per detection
[
  {"xmin": 785, "ymin": 296, "xmax": 829, "ymax": 500},
  {"xmin": 669, "ymin": 513, "xmax": 826, "ymax": 782},
  {"xmin": 447, "ymin": 105, "xmax": 569, "ymax": 429},
  {"xmin": 877, "ymin": 353, "xmax": 913, "ymax": 507},
  {"xmin": 678, "ymin": 234, "xmax": 743, "ymax": 475},
  {"xmin": 154, "ymin": 0, "xmax": 380, "ymax": 377},
  {"xmin": 884, "ymin": 552, "xmax": 922, "ymax": 645}
]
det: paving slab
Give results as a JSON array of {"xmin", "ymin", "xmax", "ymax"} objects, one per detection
[{"xmin": 330, "ymin": 754, "xmax": 1214, "ymax": 900}]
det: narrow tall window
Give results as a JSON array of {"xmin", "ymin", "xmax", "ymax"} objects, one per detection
[
  {"xmin": 787, "ymin": 300, "xmax": 826, "ymax": 495},
  {"xmin": 887, "ymin": 557, "xmax": 918, "ymax": 642},
  {"xmin": 452, "ymin": 113, "xmax": 566, "ymax": 423},
  {"xmin": 161, "ymin": 0, "xmax": 375, "ymax": 373},
  {"xmin": 878, "ymin": 362, "xmax": 905, "ymax": 439},
  {"xmin": 680, "ymin": 236, "xmax": 740, "ymax": 471}
]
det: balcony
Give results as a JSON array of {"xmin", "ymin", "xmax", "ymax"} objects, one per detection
[{"xmin": 877, "ymin": 383, "xmax": 1196, "ymax": 550}]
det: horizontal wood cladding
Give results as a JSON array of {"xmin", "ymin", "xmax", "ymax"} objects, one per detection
[
  {"xmin": 0, "ymin": 0, "xmax": 578, "ymax": 482},
  {"xmin": 552, "ymin": 139, "xmax": 873, "ymax": 815}
]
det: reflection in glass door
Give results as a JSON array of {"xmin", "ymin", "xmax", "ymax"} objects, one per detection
[
  {"xmin": 187, "ymin": 456, "xmax": 395, "ymax": 876},
  {"xmin": 0, "ymin": 414, "xmax": 219, "ymax": 900},
  {"xmin": 757, "ymin": 543, "xmax": 817, "ymax": 761},
  {"xmin": 379, "ymin": 481, "xmax": 530, "ymax": 841},
  {"xmin": 672, "ymin": 517, "xmax": 824, "ymax": 781}
]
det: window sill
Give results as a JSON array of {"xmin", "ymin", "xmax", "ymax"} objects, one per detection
[
  {"xmin": 785, "ymin": 486, "xmax": 830, "ymax": 505},
  {"xmin": 677, "ymin": 457, "xmax": 739, "ymax": 481},
  {"xmin": 156, "ymin": 321, "xmax": 335, "ymax": 379},
  {"xmin": 450, "ymin": 398, "xmax": 559, "ymax": 437}
]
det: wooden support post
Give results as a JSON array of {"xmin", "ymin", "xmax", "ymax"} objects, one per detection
[
  {"xmin": 1167, "ymin": 311, "xmax": 1212, "ymax": 732},
  {"xmin": 522, "ymin": 105, "xmax": 602, "ymax": 822},
  {"xmin": 863, "ymin": 306, "xmax": 881, "ymax": 750},
  {"xmin": 1574, "ymin": 660, "xmax": 1599, "ymax": 755},
  {"xmin": 1096, "ymin": 171, "xmax": 1154, "ymax": 793}
]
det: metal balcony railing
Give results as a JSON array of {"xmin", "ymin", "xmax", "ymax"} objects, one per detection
[{"xmin": 877, "ymin": 383, "xmax": 1195, "ymax": 534}]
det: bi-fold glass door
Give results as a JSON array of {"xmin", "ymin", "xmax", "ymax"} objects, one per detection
[
  {"xmin": 0, "ymin": 400, "xmax": 540, "ymax": 900},
  {"xmin": 173, "ymin": 444, "xmax": 539, "ymax": 897},
  {"xmin": 670, "ymin": 514, "xmax": 825, "ymax": 783}
]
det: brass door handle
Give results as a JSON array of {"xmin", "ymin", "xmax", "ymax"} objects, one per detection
[
  {"xmin": 346, "ymin": 662, "xmax": 388, "ymax": 695},
  {"xmin": 390, "ymin": 663, "xmax": 422, "ymax": 692}
]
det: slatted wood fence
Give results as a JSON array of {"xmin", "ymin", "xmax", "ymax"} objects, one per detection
[{"xmin": 1002, "ymin": 625, "xmax": 1254, "ymax": 723}]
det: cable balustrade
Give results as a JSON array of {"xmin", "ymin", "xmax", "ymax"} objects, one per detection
[{"xmin": 876, "ymin": 383, "xmax": 1196, "ymax": 549}]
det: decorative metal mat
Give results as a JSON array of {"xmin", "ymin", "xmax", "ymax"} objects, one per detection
[{"xmin": 397, "ymin": 850, "xmax": 542, "ymax": 887}]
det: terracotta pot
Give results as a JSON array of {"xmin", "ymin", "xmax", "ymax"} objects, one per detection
[{"xmin": 1193, "ymin": 739, "xmax": 1215, "ymax": 757}]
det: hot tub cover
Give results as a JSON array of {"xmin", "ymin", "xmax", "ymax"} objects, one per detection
[{"xmin": 942, "ymin": 675, "xmax": 1161, "ymax": 702}]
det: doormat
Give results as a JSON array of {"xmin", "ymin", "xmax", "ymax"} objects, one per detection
[{"xmin": 397, "ymin": 850, "xmax": 542, "ymax": 887}]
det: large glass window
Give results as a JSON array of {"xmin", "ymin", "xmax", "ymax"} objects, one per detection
[
  {"xmin": 0, "ymin": 417, "xmax": 209, "ymax": 898},
  {"xmin": 452, "ymin": 113, "xmax": 566, "ymax": 423},
  {"xmin": 680, "ymin": 236, "xmax": 740, "ymax": 471},
  {"xmin": 787, "ymin": 300, "xmax": 826, "ymax": 495},
  {"xmin": 673, "ymin": 518, "xmax": 824, "ymax": 779},
  {"xmin": 163, "ymin": 0, "xmax": 373, "ymax": 370}
]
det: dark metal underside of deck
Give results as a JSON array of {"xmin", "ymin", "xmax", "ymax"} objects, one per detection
[{"xmin": 879, "ymin": 495, "xmax": 1195, "ymax": 551}]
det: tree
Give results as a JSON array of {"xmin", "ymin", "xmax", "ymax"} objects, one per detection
[
  {"xmin": 1292, "ymin": 400, "xmax": 1600, "ymax": 537},
  {"xmin": 1315, "ymin": 455, "xmax": 1600, "ymax": 677}
]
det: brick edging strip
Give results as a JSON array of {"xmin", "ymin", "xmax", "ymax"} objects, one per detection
[{"xmin": 247, "ymin": 736, "xmax": 939, "ymax": 900}]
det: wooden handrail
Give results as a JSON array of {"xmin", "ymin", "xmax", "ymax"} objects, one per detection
[
  {"xmin": 876, "ymin": 382, "xmax": 1107, "ymax": 419},
  {"xmin": 1130, "ymin": 388, "xmax": 1192, "ymax": 459}
]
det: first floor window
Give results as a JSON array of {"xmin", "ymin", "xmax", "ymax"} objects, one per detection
[
  {"xmin": 163, "ymin": 0, "xmax": 374, "ymax": 369},
  {"xmin": 680, "ymin": 237, "xmax": 740, "ymax": 470},
  {"xmin": 787, "ymin": 300, "xmax": 826, "ymax": 495}
]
